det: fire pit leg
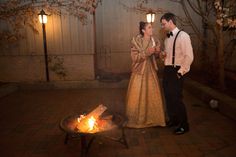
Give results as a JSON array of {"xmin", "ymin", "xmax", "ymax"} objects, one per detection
[
  {"xmin": 80, "ymin": 135, "xmax": 87, "ymax": 157},
  {"xmin": 121, "ymin": 127, "xmax": 129, "ymax": 149},
  {"xmin": 80, "ymin": 135, "xmax": 96, "ymax": 157},
  {"xmin": 102, "ymin": 127, "xmax": 129, "ymax": 149},
  {"xmin": 64, "ymin": 133, "xmax": 69, "ymax": 144},
  {"xmin": 86, "ymin": 136, "xmax": 95, "ymax": 154}
]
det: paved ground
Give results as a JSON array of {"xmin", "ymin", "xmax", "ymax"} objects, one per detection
[{"xmin": 0, "ymin": 88, "xmax": 235, "ymax": 157}]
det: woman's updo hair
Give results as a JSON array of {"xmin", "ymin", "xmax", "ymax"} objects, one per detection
[{"xmin": 139, "ymin": 21, "xmax": 148, "ymax": 36}]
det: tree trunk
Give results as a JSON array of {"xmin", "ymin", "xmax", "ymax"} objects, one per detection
[
  {"xmin": 201, "ymin": 22, "xmax": 209, "ymax": 74},
  {"xmin": 217, "ymin": 27, "xmax": 225, "ymax": 90}
]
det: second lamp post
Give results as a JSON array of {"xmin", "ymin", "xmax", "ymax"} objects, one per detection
[{"xmin": 38, "ymin": 9, "xmax": 50, "ymax": 82}]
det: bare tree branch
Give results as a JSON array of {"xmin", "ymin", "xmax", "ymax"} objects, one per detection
[
  {"xmin": 181, "ymin": 0, "xmax": 203, "ymax": 41},
  {"xmin": 0, "ymin": 0, "xmax": 101, "ymax": 46},
  {"xmin": 186, "ymin": 0, "xmax": 202, "ymax": 16},
  {"xmin": 119, "ymin": 0, "xmax": 190, "ymax": 26}
]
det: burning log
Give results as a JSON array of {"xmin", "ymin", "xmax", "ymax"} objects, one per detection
[{"xmin": 76, "ymin": 104, "xmax": 109, "ymax": 133}]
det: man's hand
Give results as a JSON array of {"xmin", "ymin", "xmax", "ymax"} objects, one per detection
[
  {"xmin": 155, "ymin": 45, "xmax": 161, "ymax": 53},
  {"xmin": 160, "ymin": 51, "xmax": 167, "ymax": 59},
  {"xmin": 177, "ymin": 73, "xmax": 182, "ymax": 79}
]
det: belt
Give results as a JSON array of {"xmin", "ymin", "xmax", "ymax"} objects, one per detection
[{"xmin": 165, "ymin": 65, "xmax": 180, "ymax": 68}]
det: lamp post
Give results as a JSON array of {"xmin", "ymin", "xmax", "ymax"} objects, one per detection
[
  {"xmin": 146, "ymin": 10, "xmax": 156, "ymax": 24},
  {"xmin": 38, "ymin": 9, "xmax": 49, "ymax": 82}
]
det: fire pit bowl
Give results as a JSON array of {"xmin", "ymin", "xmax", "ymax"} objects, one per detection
[
  {"xmin": 60, "ymin": 112, "xmax": 125, "ymax": 134},
  {"xmin": 59, "ymin": 111, "xmax": 128, "ymax": 157}
]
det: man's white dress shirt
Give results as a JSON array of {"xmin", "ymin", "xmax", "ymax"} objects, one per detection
[{"xmin": 164, "ymin": 27, "xmax": 194, "ymax": 75}]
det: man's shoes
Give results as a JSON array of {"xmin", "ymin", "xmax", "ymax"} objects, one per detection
[{"xmin": 174, "ymin": 127, "xmax": 189, "ymax": 135}]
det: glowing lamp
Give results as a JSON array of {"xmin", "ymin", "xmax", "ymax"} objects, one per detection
[
  {"xmin": 38, "ymin": 9, "xmax": 48, "ymax": 24},
  {"xmin": 146, "ymin": 11, "xmax": 155, "ymax": 23}
]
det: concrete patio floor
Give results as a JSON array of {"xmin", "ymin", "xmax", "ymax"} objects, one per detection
[{"xmin": 0, "ymin": 88, "xmax": 235, "ymax": 157}]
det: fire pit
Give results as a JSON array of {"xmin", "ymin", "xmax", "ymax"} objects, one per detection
[{"xmin": 59, "ymin": 105, "xmax": 128, "ymax": 157}]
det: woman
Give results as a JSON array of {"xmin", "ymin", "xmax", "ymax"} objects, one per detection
[{"xmin": 126, "ymin": 21, "xmax": 166, "ymax": 128}]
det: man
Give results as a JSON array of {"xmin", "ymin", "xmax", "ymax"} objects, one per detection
[{"xmin": 160, "ymin": 13, "xmax": 194, "ymax": 135}]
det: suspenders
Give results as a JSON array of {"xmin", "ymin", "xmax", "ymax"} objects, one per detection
[{"xmin": 172, "ymin": 30, "xmax": 182, "ymax": 66}]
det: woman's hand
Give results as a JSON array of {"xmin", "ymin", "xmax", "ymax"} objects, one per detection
[
  {"xmin": 147, "ymin": 47, "xmax": 155, "ymax": 56},
  {"xmin": 154, "ymin": 45, "xmax": 161, "ymax": 54}
]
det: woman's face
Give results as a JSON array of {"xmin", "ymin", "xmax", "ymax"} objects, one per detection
[{"xmin": 143, "ymin": 23, "xmax": 153, "ymax": 36}]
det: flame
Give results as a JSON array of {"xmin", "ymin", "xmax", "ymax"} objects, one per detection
[
  {"xmin": 77, "ymin": 115, "xmax": 85, "ymax": 123},
  {"xmin": 77, "ymin": 115, "xmax": 98, "ymax": 133},
  {"xmin": 88, "ymin": 116, "xmax": 96, "ymax": 131}
]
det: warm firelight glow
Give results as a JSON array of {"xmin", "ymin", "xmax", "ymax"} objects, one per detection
[
  {"xmin": 76, "ymin": 105, "xmax": 109, "ymax": 133},
  {"xmin": 77, "ymin": 115, "xmax": 98, "ymax": 132},
  {"xmin": 77, "ymin": 115, "xmax": 85, "ymax": 123},
  {"xmin": 88, "ymin": 116, "xmax": 96, "ymax": 131}
]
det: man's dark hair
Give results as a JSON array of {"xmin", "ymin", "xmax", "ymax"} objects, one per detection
[{"xmin": 160, "ymin": 12, "xmax": 177, "ymax": 25}]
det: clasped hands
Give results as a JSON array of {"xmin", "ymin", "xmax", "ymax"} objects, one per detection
[
  {"xmin": 146, "ymin": 46, "xmax": 161, "ymax": 56},
  {"xmin": 147, "ymin": 46, "xmax": 167, "ymax": 59}
]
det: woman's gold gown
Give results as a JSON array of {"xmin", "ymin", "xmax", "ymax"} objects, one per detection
[{"xmin": 126, "ymin": 35, "xmax": 166, "ymax": 128}]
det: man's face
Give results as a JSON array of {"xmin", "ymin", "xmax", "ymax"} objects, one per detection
[{"xmin": 161, "ymin": 19, "xmax": 171, "ymax": 31}]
